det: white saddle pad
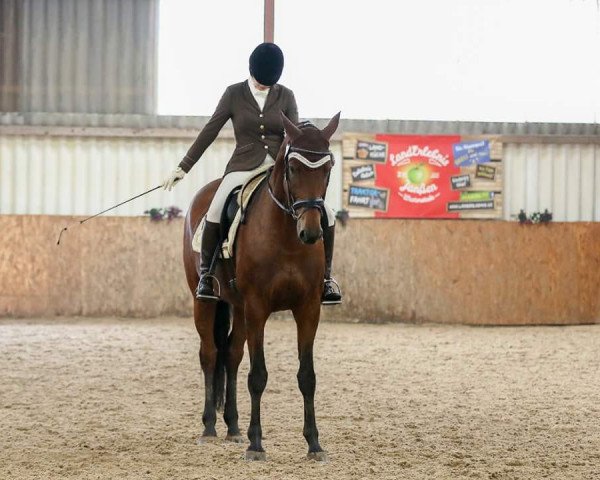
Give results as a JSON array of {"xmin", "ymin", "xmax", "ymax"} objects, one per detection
[{"xmin": 192, "ymin": 164, "xmax": 272, "ymax": 257}]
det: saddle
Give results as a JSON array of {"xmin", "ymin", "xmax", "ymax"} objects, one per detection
[{"xmin": 192, "ymin": 164, "xmax": 271, "ymax": 259}]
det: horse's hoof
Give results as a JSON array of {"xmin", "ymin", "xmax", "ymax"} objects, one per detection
[
  {"xmin": 307, "ymin": 451, "xmax": 328, "ymax": 462},
  {"xmin": 245, "ymin": 450, "xmax": 267, "ymax": 461},
  {"xmin": 225, "ymin": 434, "xmax": 245, "ymax": 444},
  {"xmin": 196, "ymin": 435, "xmax": 218, "ymax": 445}
]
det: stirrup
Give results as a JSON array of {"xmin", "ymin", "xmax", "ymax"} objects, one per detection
[
  {"xmin": 321, "ymin": 278, "xmax": 342, "ymax": 306},
  {"xmin": 196, "ymin": 274, "xmax": 221, "ymax": 301}
]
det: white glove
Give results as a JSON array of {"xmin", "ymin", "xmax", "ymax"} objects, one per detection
[{"xmin": 163, "ymin": 166, "xmax": 185, "ymax": 191}]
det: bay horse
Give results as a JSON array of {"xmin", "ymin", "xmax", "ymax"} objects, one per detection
[{"xmin": 182, "ymin": 112, "xmax": 340, "ymax": 461}]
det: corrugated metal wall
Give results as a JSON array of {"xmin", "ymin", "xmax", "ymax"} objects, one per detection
[
  {"xmin": 2, "ymin": 132, "xmax": 599, "ymax": 221},
  {"xmin": 0, "ymin": 0, "xmax": 20, "ymax": 111},
  {"xmin": 0, "ymin": 0, "xmax": 157, "ymax": 114},
  {"xmin": 0, "ymin": 135, "xmax": 344, "ymax": 216},
  {"xmin": 2, "ymin": 112, "xmax": 600, "ymax": 136},
  {"xmin": 504, "ymin": 143, "xmax": 600, "ymax": 221}
]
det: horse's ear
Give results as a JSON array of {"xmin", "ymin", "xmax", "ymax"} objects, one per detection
[
  {"xmin": 321, "ymin": 112, "xmax": 341, "ymax": 141},
  {"xmin": 281, "ymin": 111, "xmax": 302, "ymax": 141}
]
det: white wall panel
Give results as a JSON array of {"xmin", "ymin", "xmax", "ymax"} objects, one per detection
[
  {"xmin": 0, "ymin": 135, "xmax": 345, "ymax": 218},
  {"xmin": 565, "ymin": 144, "xmax": 582, "ymax": 221},
  {"xmin": 1, "ymin": 139, "xmax": 14, "ymax": 212},
  {"xmin": 13, "ymin": 136, "xmax": 28, "ymax": 214},
  {"xmin": 537, "ymin": 144, "xmax": 553, "ymax": 213},
  {"xmin": 595, "ymin": 147, "xmax": 600, "ymax": 220},
  {"xmin": 580, "ymin": 146, "xmax": 595, "ymax": 221},
  {"xmin": 552, "ymin": 145, "xmax": 568, "ymax": 220},
  {"xmin": 525, "ymin": 144, "xmax": 539, "ymax": 213},
  {"xmin": 505, "ymin": 143, "xmax": 524, "ymax": 218},
  {"xmin": 504, "ymin": 143, "xmax": 599, "ymax": 221}
]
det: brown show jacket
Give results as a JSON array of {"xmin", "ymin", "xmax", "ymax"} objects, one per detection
[{"xmin": 179, "ymin": 81, "xmax": 298, "ymax": 175}]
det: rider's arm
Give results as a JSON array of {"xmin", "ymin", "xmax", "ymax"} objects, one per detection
[
  {"xmin": 285, "ymin": 89, "xmax": 299, "ymax": 125},
  {"xmin": 179, "ymin": 86, "xmax": 233, "ymax": 173}
]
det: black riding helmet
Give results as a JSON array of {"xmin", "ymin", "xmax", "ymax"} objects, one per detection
[{"xmin": 249, "ymin": 43, "xmax": 284, "ymax": 86}]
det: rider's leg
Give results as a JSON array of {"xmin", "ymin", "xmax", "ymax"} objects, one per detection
[
  {"xmin": 196, "ymin": 171, "xmax": 250, "ymax": 301},
  {"xmin": 321, "ymin": 205, "xmax": 342, "ymax": 305},
  {"xmin": 196, "ymin": 220, "xmax": 222, "ymax": 300}
]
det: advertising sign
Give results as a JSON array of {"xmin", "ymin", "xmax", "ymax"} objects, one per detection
[
  {"xmin": 348, "ymin": 185, "xmax": 389, "ymax": 211},
  {"xmin": 342, "ymin": 133, "xmax": 503, "ymax": 219}
]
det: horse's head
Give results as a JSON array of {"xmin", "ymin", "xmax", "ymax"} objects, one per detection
[{"xmin": 274, "ymin": 112, "xmax": 340, "ymax": 245}]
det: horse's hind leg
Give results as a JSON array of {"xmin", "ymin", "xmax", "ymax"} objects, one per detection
[
  {"xmin": 224, "ymin": 306, "xmax": 246, "ymax": 442},
  {"xmin": 194, "ymin": 299, "xmax": 219, "ymax": 441},
  {"xmin": 245, "ymin": 301, "xmax": 270, "ymax": 460},
  {"xmin": 293, "ymin": 301, "xmax": 327, "ymax": 461}
]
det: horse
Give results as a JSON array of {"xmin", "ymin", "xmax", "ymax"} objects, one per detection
[{"xmin": 182, "ymin": 112, "xmax": 340, "ymax": 461}]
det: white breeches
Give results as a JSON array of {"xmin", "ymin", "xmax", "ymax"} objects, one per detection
[{"xmin": 206, "ymin": 156, "xmax": 336, "ymax": 227}]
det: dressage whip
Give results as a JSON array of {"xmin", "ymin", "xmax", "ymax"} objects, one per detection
[{"xmin": 56, "ymin": 185, "xmax": 162, "ymax": 245}]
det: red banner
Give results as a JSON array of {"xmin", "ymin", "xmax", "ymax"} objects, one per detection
[
  {"xmin": 373, "ymin": 135, "xmax": 461, "ymax": 218},
  {"xmin": 344, "ymin": 133, "xmax": 503, "ymax": 219}
]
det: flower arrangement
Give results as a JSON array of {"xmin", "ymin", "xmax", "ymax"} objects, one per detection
[
  {"xmin": 143, "ymin": 206, "xmax": 183, "ymax": 222},
  {"xmin": 517, "ymin": 209, "xmax": 552, "ymax": 224}
]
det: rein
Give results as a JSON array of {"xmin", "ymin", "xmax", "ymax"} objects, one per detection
[{"xmin": 267, "ymin": 143, "xmax": 334, "ymax": 221}]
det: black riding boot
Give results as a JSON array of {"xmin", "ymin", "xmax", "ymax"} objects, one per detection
[
  {"xmin": 196, "ymin": 221, "xmax": 221, "ymax": 301},
  {"xmin": 321, "ymin": 224, "xmax": 342, "ymax": 305}
]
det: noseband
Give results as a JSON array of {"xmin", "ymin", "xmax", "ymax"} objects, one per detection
[{"xmin": 267, "ymin": 143, "xmax": 335, "ymax": 221}]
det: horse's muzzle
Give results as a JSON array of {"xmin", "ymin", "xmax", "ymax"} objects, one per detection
[
  {"xmin": 298, "ymin": 227, "xmax": 323, "ymax": 244},
  {"xmin": 296, "ymin": 206, "xmax": 323, "ymax": 244}
]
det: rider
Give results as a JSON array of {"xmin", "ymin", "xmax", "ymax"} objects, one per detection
[{"xmin": 163, "ymin": 43, "xmax": 342, "ymax": 305}]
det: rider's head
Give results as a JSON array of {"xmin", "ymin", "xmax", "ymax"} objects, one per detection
[{"xmin": 249, "ymin": 43, "xmax": 284, "ymax": 88}]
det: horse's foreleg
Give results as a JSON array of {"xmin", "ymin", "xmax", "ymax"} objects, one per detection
[
  {"xmin": 245, "ymin": 301, "xmax": 269, "ymax": 460},
  {"xmin": 293, "ymin": 301, "xmax": 327, "ymax": 461},
  {"xmin": 224, "ymin": 307, "xmax": 245, "ymax": 442},
  {"xmin": 194, "ymin": 299, "xmax": 218, "ymax": 440}
]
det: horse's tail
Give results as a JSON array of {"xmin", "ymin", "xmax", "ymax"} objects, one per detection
[{"xmin": 213, "ymin": 300, "xmax": 230, "ymax": 412}]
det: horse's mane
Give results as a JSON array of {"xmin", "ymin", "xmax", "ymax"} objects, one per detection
[{"xmin": 296, "ymin": 120, "xmax": 319, "ymax": 131}]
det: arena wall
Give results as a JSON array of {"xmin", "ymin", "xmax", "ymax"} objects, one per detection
[{"xmin": 0, "ymin": 215, "xmax": 598, "ymax": 325}]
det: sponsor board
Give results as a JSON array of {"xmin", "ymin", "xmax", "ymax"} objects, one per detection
[
  {"xmin": 452, "ymin": 140, "xmax": 491, "ymax": 167},
  {"xmin": 475, "ymin": 164, "xmax": 496, "ymax": 180},
  {"xmin": 343, "ymin": 133, "xmax": 502, "ymax": 219},
  {"xmin": 460, "ymin": 191, "xmax": 494, "ymax": 201},
  {"xmin": 451, "ymin": 174, "xmax": 471, "ymax": 190},
  {"xmin": 447, "ymin": 200, "xmax": 495, "ymax": 211},
  {"xmin": 348, "ymin": 185, "xmax": 389, "ymax": 211},
  {"xmin": 350, "ymin": 164, "xmax": 376, "ymax": 181},
  {"xmin": 355, "ymin": 139, "xmax": 388, "ymax": 163}
]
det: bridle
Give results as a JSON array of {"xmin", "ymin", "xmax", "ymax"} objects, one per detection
[{"xmin": 267, "ymin": 140, "xmax": 335, "ymax": 221}]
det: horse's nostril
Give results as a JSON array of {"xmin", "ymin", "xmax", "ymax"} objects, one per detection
[{"xmin": 299, "ymin": 228, "xmax": 322, "ymax": 244}]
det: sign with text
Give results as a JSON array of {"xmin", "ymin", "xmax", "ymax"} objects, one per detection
[
  {"xmin": 447, "ymin": 200, "xmax": 495, "ymax": 212},
  {"xmin": 452, "ymin": 140, "xmax": 491, "ymax": 166},
  {"xmin": 355, "ymin": 139, "xmax": 388, "ymax": 163},
  {"xmin": 343, "ymin": 133, "xmax": 503, "ymax": 219},
  {"xmin": 460, "ymin": 191, "xmax": 494, "ymax": 201},
  {"xmin": 351, "ymin": 164, "xmax": 376, "ymax": 181},
  {"xmin": 451, "ymin": 174, "xmax": 471, "ymax": 190},
  {"xmin": 475, "ymin": 164, "xmax": 496, "ymax": 180},
  {"xmin": 348, "ymin": 185, "xmax": 389, "ymax": 211}
]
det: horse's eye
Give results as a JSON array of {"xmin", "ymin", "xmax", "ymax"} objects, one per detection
[{"xmin": 289, "ymin": 164, "xmax": 297, "ymax": 175}]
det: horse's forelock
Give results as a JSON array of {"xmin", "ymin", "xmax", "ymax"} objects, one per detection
[
  {"xmin": 294, "ymin": 125, "xmax": 330, "ymax": 153},
  {"xmin": 276, "ymin": 121, "xmax": 329, "ymax": 165}
]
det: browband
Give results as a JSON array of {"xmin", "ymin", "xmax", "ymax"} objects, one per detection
[{"xmin": 287, "ymin": 151, "xmax": 333, "ymax": 169}]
